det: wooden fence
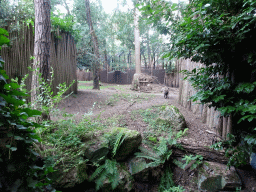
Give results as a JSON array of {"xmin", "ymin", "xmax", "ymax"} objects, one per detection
[
  {"xmin": 178, "ymin": 59, "xmax": 231, "ymax": 139},
  {"xmin": 1, "ymin": 24, "xmax": 77, "ymax": 96}
]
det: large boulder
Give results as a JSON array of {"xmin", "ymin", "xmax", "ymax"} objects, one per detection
[
  {"xmin": 108, "ymin": 127, "xmax": 142, "ymax": 161},
  {"xmin": 128, "ymin": 149, "xmax": 164, "ymax": 183},
  {"xmin": 100, "ymin": 162, "xmax": 133, "ymax": 192},
  {"xmin": 128, "ymin": 157, "xmax": 150, "ymax": 182},
  {"xmin": 198, "ymin": 161, "xmax": 242, "ymax": 191},
  {"xmin": 84, "ymin": 136, "xmax": 109, "ymax": 163},
  {"xmin": 50, "ymin": 162, "xmax": 88, "ymax": 189},
  {"xmin": 158, "ymin": 105, "xmax": 186, "ymax": 131}
]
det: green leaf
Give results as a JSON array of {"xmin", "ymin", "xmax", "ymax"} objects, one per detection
[
  {"xmin": 16, "ymin": 125, "xmax": 27, "ymax": 130},
  {"xmin": 0, "ymin": 35, "xmax": 10, "ymax": 46},
  {"xmin": 0, "ymin": 28, "xmax": 9, "ymax": 36},
  {"xmin": 10, "ymin": 147, "xmax": 17, "ymax": 151},
  {"xmin": 14, "ymin": 136, "xmax": 25, "ymax": 140}
]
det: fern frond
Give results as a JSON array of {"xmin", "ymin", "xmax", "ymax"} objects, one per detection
[
  {"xmin": 112, "ymin": 130, "xmax": 126, "ymax": 158},
  {"xmin": 159, "ymin": 166, "xmax": 175, "ymax": 192},
  {"xmin": 105, "ymin": 159, "xmax": 117, "ymax": 174},
  {"xmin": 134, "ymin": 153, "xmax": 160, "ymax": 161},
  {"xmin": 90, "ymin": 164, "xmax": 105, "ymax": 181},
  {"xmin": 95, "ymin": 173, "xmax": 107, "ymax": 191},
  {"xmin": 157, "ymin": 139, "xmax": 169, "ymax": 156},
  {"xmin": 110, "ymin": 171, "xmax": 120, "ymax": 189}
]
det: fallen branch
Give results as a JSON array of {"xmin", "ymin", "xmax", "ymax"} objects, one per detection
[{"xmin": 170, "ymin": 142, "xmax": 228, "ymax": 164}]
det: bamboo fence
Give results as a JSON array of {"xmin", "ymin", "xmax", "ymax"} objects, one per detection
[
  {"xmin": 1, "ymin": 24, "xmax": 77, "ymax": 97},
  {"xmin": 178, "ymin": 58, "xmax": 231, "ymax": 139}
]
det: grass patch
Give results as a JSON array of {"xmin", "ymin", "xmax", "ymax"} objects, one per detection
[
  {"xmin": 102, "ymin": 114, "xmax": 128, "ymax": 128},
  {"xmin": 35, "ymin": 115, "xmax": 104, "ymax": 171},
  {"xmin": 78, "ymin": 85, "xmax": 93, "ymax": 89},
  {"xmin": 131, "ymin": 105, "xmax": 174, "ymax": 140}
]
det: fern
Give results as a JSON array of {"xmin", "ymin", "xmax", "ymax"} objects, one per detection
[
  {"xmin": 111, "ymin": 130, "xmax": 127, "ymax": 158},
  {"xmin": 135, "ymin": 137, "xmax": 172, "ymax": 168},
  {"xmin": 90, "ymin": 159, "xmax": 120, "ymax": 191},
  {"xmin": 159, "ymin": 166, "xmax": 175, "ymax": 192},
  {"xmin": 90, "ymin": 164, "xmax": 105, "ymax": 181},
  {"xmin": 173, "ymin": 154, "xmax": 203, "ymax": 170},
  {"xmin": 159, "ymin": 166, "xmax": 185, "ymax": 192}
]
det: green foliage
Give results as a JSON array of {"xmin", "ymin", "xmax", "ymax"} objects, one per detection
[
  {"xmin": 135, "ymin": 137, "xmax": 172, "ymax": 167},
  {"xmin": 90, "ymin": 159, "xmax": 120, "ymax": 191},
  {"xmin": 210, "ymin": 133, "xmax": 254, "ymax": 168},
  {"xmin": 37, "ymin": 117, "xmax": 101, "ymax": 171},
  {"xmin": 106, "ymin": 129, "xmax": 128, "ymax": 158},
  {"xmin": 173, "ymin": 154, "xmax": 203, "ymax": 170},
  {"xmin": 135, "ymin": 128, "xmax": 188, "ymax": 168},
  {"xmin": 90, "ymin": 130, "xmax": 129, "ymax": 191},
  {"xmin": 0, "ymin": 28, "xmax": 10, "ymax": 49},
  {"xmin": 27, "ymin": 66, "xmax": 75, "ymax": 122},
  {"xmin": 0, "ymin": 29, "xmax": 56, "ymax": 191},
  {"xmin": 159, "ymin": 166, "xmax": 185, "ymax": 192},
  {"xmin": 159, "ymin": 166, "xmax": 175, "ymax": 192},
  {"xmin": 163, "ymin": 186, "xmax": 185, "ymax": 192},
  {"xmin": 51, "ymin": 14, "xmax": 78, "ymax": 37}
]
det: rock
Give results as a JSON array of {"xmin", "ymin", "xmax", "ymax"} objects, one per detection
[
  {"xmin": 128, "ymin": 157, "xmax": 149, "ymax": 182},
  {"xmin": 158, "ymin": 105, "xmax": 186, "ymax": 131},
  {"xmin": 101, "ymin": 163, "xmax": 133, "ymax": 192},
  {"xmin": 250, "ymin": 153, "xmax": 256, "ymax": 171},
  {"xmin": 198, "ymin": 161, "xmax": 242, "ymax": 191},
  {"xmin": 51, "ymin": 162, "xmax": 88, "ymax": 189},
  {"xmin": 84, "ymin": 136, "xmax": 109, "ymax": 163},
  {"xmin": 108, "ymin": 127, "xmax": 142, "ymax": 161},
  {"xmin": 128, "ymin": 155, "xmax": 164, "ymax": 183}
]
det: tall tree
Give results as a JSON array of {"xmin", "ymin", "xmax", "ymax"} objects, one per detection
[
  {"xmin": 134, "ymin": 6, "xmax": 141, "ymax": 75},
  {"xmin": 85, "ymin": 0, "xmax": 100, "ymax": 90},
  {"xmin": 31, "ymin": 0, "xmax": 51, "ymax": 119}
]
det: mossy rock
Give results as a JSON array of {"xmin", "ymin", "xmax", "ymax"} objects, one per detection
[
  {"xmin": 128, "ymin": 157, "xmax": 149, "ymax": 182},
  {"xmin": 198, "ymin": 161, "xmax": 242, "ymax": 191},
  {"xmin": 101, "ymin": 163, "xmax": 133, "ymax": 192},
  {"xmin": 84, "ymin": 136, "xmax": 109, "ymax": 163},
  {"xmin": 159, "ymin": 105, "xmax": 186, "ymax": 131},
  {"xmin": 50, "ymin": 162, "xmax": 88, "ymax": 189},
  {"xmin": 107, "ymin": 127, "xmax": 142, "ymax": 161}
]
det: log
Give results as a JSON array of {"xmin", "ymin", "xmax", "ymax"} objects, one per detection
[{"xmin": 170, "ymin": 142, "xmax": 228, "ymax": 164}]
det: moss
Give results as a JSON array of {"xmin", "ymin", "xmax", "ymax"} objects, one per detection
[
  {"xmin": 160, "ymin": 105, "xmax": 167, "ymax": 111},
  {"xmin": 169, "ymin": 105, "xmax": 180, "ymax": 114},
  {"xmin": 109, "ymin": 127, "xmax": 140, "ymax": 138}
]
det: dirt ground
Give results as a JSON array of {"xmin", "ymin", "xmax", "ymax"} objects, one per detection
[{"xmin": 55, "ymin": 82, "xmax": 256, "ymax": 192}]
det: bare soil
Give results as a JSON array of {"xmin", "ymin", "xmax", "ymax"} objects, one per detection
[{"xmin": 54, "ymin": 82, "xmax": 256, "ymax": 192}]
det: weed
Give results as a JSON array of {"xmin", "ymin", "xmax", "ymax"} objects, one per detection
[
  {"xmin": 173, "ymin": 154, "xmax": 203, "ymax": 170},
  {"xmin": 90, "ymin": 130, "xmax": 128, "ymax": 191}
]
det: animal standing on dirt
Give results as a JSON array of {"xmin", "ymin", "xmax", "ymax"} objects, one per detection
[{"xmin": 161, "ymin": 87, "xmax": 169, "ymax": 99}]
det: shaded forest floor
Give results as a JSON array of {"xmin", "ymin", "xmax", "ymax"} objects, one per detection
[{"xmin": 53, "ymin": 81, "xmax": 256, "ymax": 192}]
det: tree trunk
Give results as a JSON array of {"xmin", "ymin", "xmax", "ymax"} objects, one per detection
[
  {"xmin": 85, "ymin": 0, "xmax": 100, "ymax": 90},
  {"xmin": 171, "ymin": 142, "xmax": 228, "ymax": 164},
  {"xmin": 32, "ymin": 0, "xmax": 51, "ymax": 120},
  {"xmin": 142, "ymin": 52, "xmax": 147, "ymax": 69},
  {"xmin": 147, "ymin": 32, "xmax": 151, "ymax": 70},
  {"xmin": 134, "ymin": 7, "xmax": 141, "ymax": 75}
]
